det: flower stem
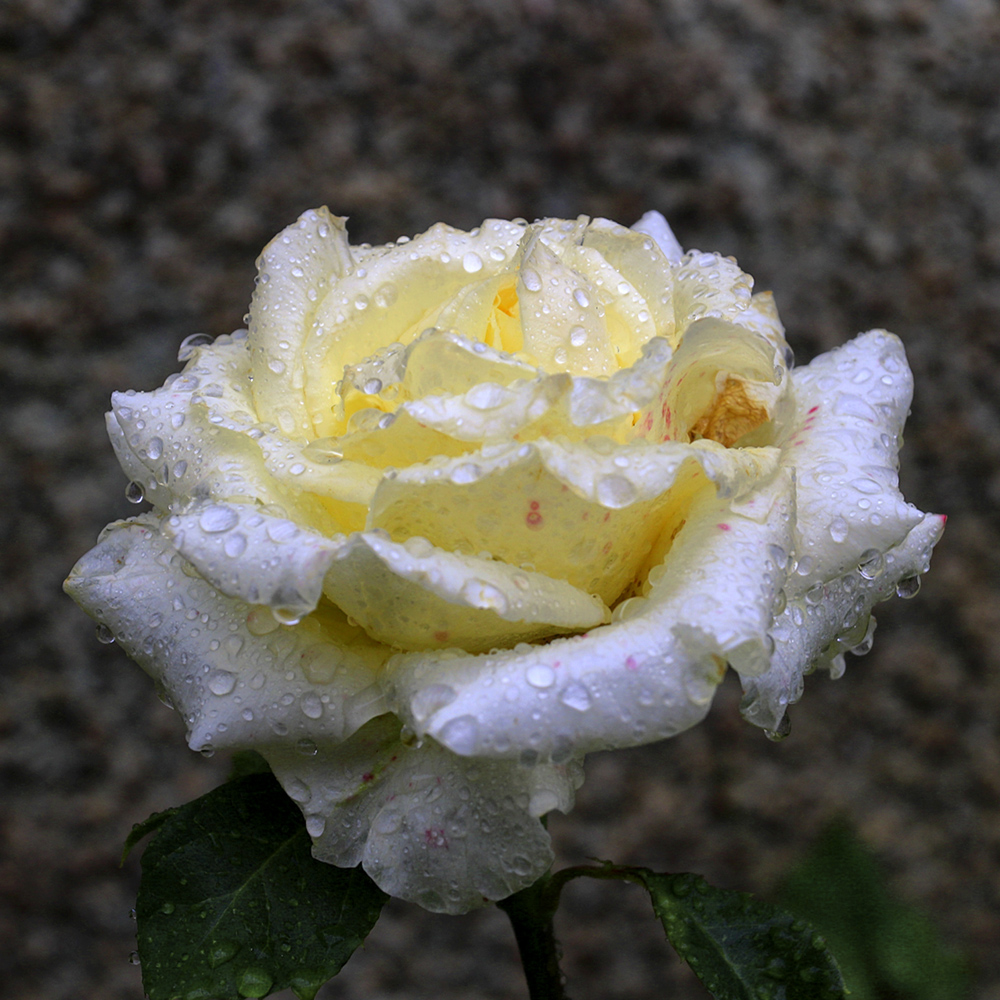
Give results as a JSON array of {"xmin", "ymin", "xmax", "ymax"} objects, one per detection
[{"xmin": 498, "ymin": 872, "xmax": 570, "ymax": 1000}]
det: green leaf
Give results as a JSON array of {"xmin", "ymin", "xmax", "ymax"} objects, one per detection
[
  {"xmin": 778, "ymin": 820, "xmax": 970, "ymax": 1000},
  {"xmin": 135, "ymin": 772, "xmax": 388, "ymax": 1000},
  {"xmin": 633, "ymin": 869, "xmax": 846, "ymax": 1000},
  {"xmin": 122, "ymin": 806, "xmax": 179, "ymax": 865},
  {"xmin": 228, "ymin": 749, "xmax": 272, "ymax": 780}
]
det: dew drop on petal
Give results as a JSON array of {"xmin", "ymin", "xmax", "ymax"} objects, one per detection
[
  {"xmin": 828, "ymin": 516, "xmax": 849, "ymax": 543},
  {"xmin": 223, "ymin": 532, "xmax": 247, "ymax": 558},
  {"xmin": 764, "ymin": 714, "xmax": 791, "ymax": 741},
  {"xmin": 526, "ymin": 665, "xmax": 555, "ymax": 689},
  {"xmin": 858, "ymin": 548, "xmax": 885, "ymax": 580},
  {"xmin": 206, "ymin": 669, "xmax": 237, "ymax": 696},
  {"xmin": 559, "ymin": 682, "xmax": 592, "ymax": 712},
  {"xmin": 896, "ymin": 575, "xmax": 921, "ymax": 599},
  {"xmin": 200, "ymin": 505, "xmax": 239, "ymax": 533},
  {"xmin": 596, "ymin": 474, "xmax": 638, "ymax": 508},
  {"xmin": 521, "ymin": 268, "xmax": 542, "ymax": 292},
  {"xmin": 125, "ymin": 481, "xmax": 145, "ymax": 504},
  {"xmin": 438, "ymin": 715, "xmax": 479, "ymax": 755},
  {"xmin": 462, "ymin": 251, "xmax": 484, "ymax": 273},
  {"xmin": 96, "ymin": 623, "xmax": 116, "ymax": 644}
]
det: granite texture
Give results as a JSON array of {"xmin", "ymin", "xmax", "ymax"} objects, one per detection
[{"xmin": 2, "ymin": 1, "xmax": 999, "ymax": 997}]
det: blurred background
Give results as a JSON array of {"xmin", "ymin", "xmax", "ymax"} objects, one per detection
[{"xmin": 2, "ymin": 0, "xmax": 998, "ymax": 997}]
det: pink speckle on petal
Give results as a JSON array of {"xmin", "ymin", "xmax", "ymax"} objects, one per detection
[
  {"xmin": 625, "ymin": 655, "xmax": 638, "ymax": 671},
  {"xmin": 808, "ymin": 405, "xmax": 819, "ymax": 414},
  {"xmin": 529, "ymin": 500, "xmax": 540, "ymax": 511},
  {"xmin": 717, "ymin": 523, "xmax": 731, "ymax": 531},
  {"xmin": 526, "ymin": 511, "xmax": 543, "ymax": 529},
  {"xmin": 424, "ymin": 828, "xmax": 449, "ymax": 849}
]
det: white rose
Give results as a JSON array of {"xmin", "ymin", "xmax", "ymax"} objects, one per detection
[{"xmin": 65, "ymin": 209, "xmax": 943, "ymax": 912}]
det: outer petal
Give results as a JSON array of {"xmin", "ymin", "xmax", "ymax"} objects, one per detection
[
  {"xmin": 161, "ymin": 503, "xmax": 343, "ymax": 624},
  {"xmin": 262, "ymin": 714, "xmax": 583, "ymax": 913},
  {"xmin": 383, "ymin": 470, "xmax": 795, "ymax": 759},
  {"xmin": 780, "ymin": 329, "xmax": 924, "ymax": 595},
  {"xmin": 107, "ymin": 334, "xmax": 342, "ymax": 534},
  {"xmin": 63, "ymin": 517, "xmax": 390, "ymax": 751},
  {"xmin": 740, "ymin": 511, "xmax": 946, "ymax": 731},
  {"xmin": 630, "ymin": 210, "xmax": 684, "ymax": 264}
]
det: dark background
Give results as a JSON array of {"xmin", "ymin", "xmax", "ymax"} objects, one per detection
[{"xmin": 2, "ymin": 1, "xmax": 998, "ymax": 997}]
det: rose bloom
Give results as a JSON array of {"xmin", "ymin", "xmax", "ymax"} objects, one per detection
[{"xmin": 66, "ymin": 210, "xmax": 943, "ymax": 912}]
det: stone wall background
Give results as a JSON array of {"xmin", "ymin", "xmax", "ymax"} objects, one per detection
[{"xmin": 2, "ymin": 1, "xmax": 999, "ymax": 997}]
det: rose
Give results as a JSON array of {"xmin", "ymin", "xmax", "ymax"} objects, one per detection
[{"xmin": 65, "ymin": 208, "xmax": 943, "ymax": 913}]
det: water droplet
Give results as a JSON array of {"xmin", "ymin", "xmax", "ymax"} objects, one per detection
[
  {"xmin": 302, "ymin": 438, "xmax": 344, "ymax": 464},
  {"xmin": 96, "ymin": 623, "xmax": 116, "ymax": 644},
  {"xmin": 206, "ymin": 669, "xmax": 237, "ymax": 696},
  {"xmin": 246, "ymin": 607, "xmax": 280, "ymax": 635},
  {"xmin": 295, "ymin": 737, "xmax": 318, "ymax": 756},
  {"xmin": 305, "ymin": 814, "xmax": 326, "ymax": 838},
  {"xmin": 268, "ymin": 357, "xmax": 286, "ymax": 375},
  {"xmin": 199, "ymin": 505, "xmax": 239, "ymax": 533},
  {"xmin": 237, "ymin": 967, "xmax": 274, "ymax": 999},
  {"xmin": 450, "ymin": 462, "xmax": 481, "ymax": 485},
  {"xmin": 363, "ymin": 378, "xmax": 383, "ymax": 395},
  {"xmin": 462, "ymin": 251, "xmax": 484, "ymax": 273},
  {"xmin": 521, "ymin": 268, "xmax": 542, "ymax": 292},
  {"xmin": 287, "ymin": 779, "xmax": 311, "ymax": 803},
  {"xmin": 596, "ymin": 474, "xmax": 637, "ymax": 508},
  {"xmin": 573, "ymin": 288, "xmax": 590, "ymax": 308},
  {"xmin": 300, "ymin": 692, "xmax": 323, "ymax": 719},
  {"xmin": 207, "ymin": 940, "xmax": 240, "ymax": 968},
  {"xmin": 272, "ymin": 606, "xmax": 303, "ymax": 626},
  {"xmin": 858, "ymin": 548, "xmax": 885, "ymax": 580},
  {"xmin": 569, "ymin": 325, "xmax": 587, "ymax": 347},
  {"xmin": 764, "ymin": 714, "xmax": 791, "ymax": 741},
  {"xmin": 223, "ymin": 532, "xmax": 247, "ymax": 558},
  {"xmin": 439, "ymin": 715, "xmax": 479, "ymax": 755},
  {"xmin": 526, "ymin": 665, "xmax": 555, "ymax": 688},
  {"xmin": 128, "ymin": 951, "xmax": 141, "ymax": 966},
  {"xmin": 354, "ymin": 294, "xmax": 370, "ymax": 311},
  {"xmin": 146, "ymin": 437, "xmax": 163, "ymax": 461},
  {"xmin": 177, "ymin": 333, "xmax": 214, "ymax": 362},
  {"xmin": 828, "ymin": 516, "xmax": 849, "ymax": 543},
  {"xmin": 896, "ymin": 575, "xmax": 921, "ymax": 599},
  {"xmin": 125, "ymin": 480, "xmax": 145, "ymax": 504},
  {"xmin": 559, "ymin": 682, "xmax": 592, "ymax": 712}
]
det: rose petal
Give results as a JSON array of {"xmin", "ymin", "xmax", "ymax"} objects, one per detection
[
  {"xmin": 646, "ymin": 317, "xmax": 787, "ymax": 446},
  {"xmin": 107, "ymin": 334, "xmax": 342, "ymax": 533},
  {"xmin": 740, "ymin": 511, "xmax": 946, "ymax": 731},
  {"xmin": 780, "ymin": 329, "xmax": 924, "ymax": 594},
  {"xmin": 369, "ymin": 437, "xmax": 779, "ymax": 605},
  {"xmin": 303, "ymin": 219, "xmax": 529, "ymax": 437},
  {"xmin": 321, "ymin": 531, "xmax": 610, "ymax": 652},
  {"xmin": 162, "ymin": 503, "xmax": 343, "ymax": 623},
  {"xmin": 672, "ymin": 249, "xmax": 755, "ymax": 335},
  {"xmin": 262, "ymin": 714, "xmax": 582, "ymax": 912},
  {"xmin": 63, "ymin": 517, "xmax": 390, "ymax": 752},
  {"xmin": 384, "ymin": 470, "xmax": 795, "ymax": 758},
  {"xmin": 517, "ymin": 236, "xmax": 619, "ymax": 376},
  {"xmin": 630, "ymin": 210, "xmax": 684, "ymax": 264},
  {"xmin": 397, "ymin": 337, "xmax": 673, "ymax": 446},
  {"xmin": 249, "ymin": 207, "xmax": 354, "ymax": 440}
]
